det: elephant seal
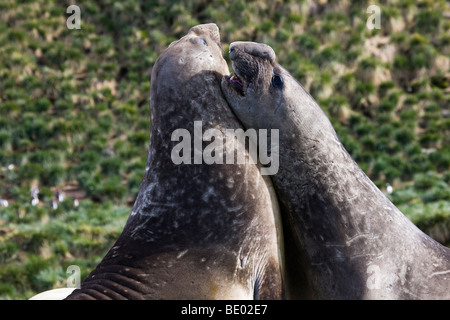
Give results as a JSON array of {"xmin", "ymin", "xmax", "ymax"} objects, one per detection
[
  {"xmin": 221, "ymin": 41, "xmax": 450, "ymax": 299},
  {"xmin": 65, "ymin": 26, "xmax": 284, "ymax": 300}
]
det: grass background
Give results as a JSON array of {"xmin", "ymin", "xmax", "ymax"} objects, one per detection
[{"xmin": 0, "ymin": 0, "xmax": 449, "ymax": 299}]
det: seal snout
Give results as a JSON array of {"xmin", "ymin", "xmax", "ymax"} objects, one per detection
[
  {"xmin": 225, "ymin": 41, "xmax": 278, "ymax": 96},
  {"xmin": 229, "ymin": 41, "xmax": 276, "ymax": 63}
]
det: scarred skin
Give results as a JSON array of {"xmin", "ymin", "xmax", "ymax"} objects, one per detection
[
  {"xmin": 65, "ymin": 26, "xmax": 284, "ymax": 300},
  {"xmin": 221, "ymin": 41, "xmax": 450, "ymax": 299}
]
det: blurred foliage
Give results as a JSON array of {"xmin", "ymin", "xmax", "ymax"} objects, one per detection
[{"xmin": 0, "ymin": 0, "xmax": 449, "ymax": 299}]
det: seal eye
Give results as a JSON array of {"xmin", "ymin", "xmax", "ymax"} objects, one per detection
[
  {"xmin": 191, "ymin": 37, "xmax": 208, "ymax": 46},
  {"xmin": 272, "ymin": 73, "xmax": 283, "ymax": 89}
]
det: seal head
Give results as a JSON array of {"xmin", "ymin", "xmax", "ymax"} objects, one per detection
[{"xmin": 222, "ymin": 42, "xmax": 289, "ymax": 130}]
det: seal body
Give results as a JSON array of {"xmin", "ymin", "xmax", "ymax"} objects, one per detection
[
  {"xmin": 221, "ymin": 41, "xmax": 450, "ymax": 299},
  {"xmin": 66, "ymin": 26, "xmax": 284, "ymax": 300}
]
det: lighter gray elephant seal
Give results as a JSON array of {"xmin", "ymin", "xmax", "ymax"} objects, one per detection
[
  {"xmin": 221, "ymin": 41, "xmax": 450, "ymax": 299},
  {"xmin": 65, "ymin": 27, "xmax": 284, "ymax": 300}
]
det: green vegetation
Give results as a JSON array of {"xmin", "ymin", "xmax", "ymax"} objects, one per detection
[{"xmin": 0, "ymin": 0, "xmax": 449, "ymax": 299}]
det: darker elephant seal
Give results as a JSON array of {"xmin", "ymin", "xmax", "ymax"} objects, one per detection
[
  {"xmin": 65, "ymin": 26, "xmax": 284, "ymax": 300},
  {"xmin": 221, "ymin": 41, "xmax": 450, "ymax": 299}
]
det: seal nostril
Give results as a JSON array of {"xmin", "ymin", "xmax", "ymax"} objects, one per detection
[{"xmin": 229, "ymin": 46, "xmax": 235, "ymax": 59}]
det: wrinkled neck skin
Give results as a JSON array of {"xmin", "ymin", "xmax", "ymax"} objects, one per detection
[{"xmin": 269, "ymin": 75, "xmax": 450, "ymax": 299}]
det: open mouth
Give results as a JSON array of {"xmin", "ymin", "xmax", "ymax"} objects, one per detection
[{"xmin": 227, "ymin": 72, "xmax": 244, "ymax": 96}]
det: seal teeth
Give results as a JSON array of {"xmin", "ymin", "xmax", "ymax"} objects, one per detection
[
  {"xmin": 228, "ymin": 73, "xmax": 244, "ymax": 95},
  {"xmin": 230, "ymin": 73, "xmax": 243, "ymax": 86}
]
